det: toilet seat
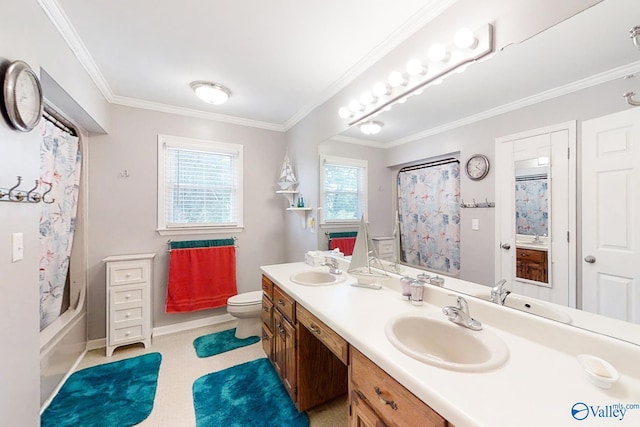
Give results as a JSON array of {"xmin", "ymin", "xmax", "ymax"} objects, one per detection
[{"xmin": 227, "ymin": 290, "xmax": 262, "ymax": 307}]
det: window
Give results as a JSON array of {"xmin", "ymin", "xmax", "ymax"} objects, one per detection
[
  {"xmin": 157, "ymin": 135, "xmax": 243, "ymax": 233},
  {"xmin": 320, "ymin": 155, "xmax": 367, "ymax": 224}
]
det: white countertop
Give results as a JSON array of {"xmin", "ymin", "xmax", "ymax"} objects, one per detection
[{"xmin": 260, "ymin": 262, "xmax": 640, "ymax": 427}]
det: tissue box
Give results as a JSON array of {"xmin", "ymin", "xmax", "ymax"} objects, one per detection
[{"xmin": 305, "ymin": 249, "xmax": 344, "ymax": 266}]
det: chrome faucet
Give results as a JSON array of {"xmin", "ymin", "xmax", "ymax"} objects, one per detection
[
  {"xmin": 442, "ymin": 295, "xmax": 482, "ymax": 331},
  {"xmin": 321, "ymin": 257, "xmax": 342, "ymax": 275},
  {"xmin": 532, "ymin": 233, "xmax": 542, "ymax": 243},
  {"xmin": 490, "ymin": 279, "xmax": 510, "ymax": 305}
]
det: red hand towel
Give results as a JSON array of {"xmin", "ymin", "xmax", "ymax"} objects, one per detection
[
  {"xmin": 329, "ymin": 237, "xmax": 356, "ymax": 256},
  {"xmin": 165, "ymin": 246, "xmax": 238, "ymax": 313}
]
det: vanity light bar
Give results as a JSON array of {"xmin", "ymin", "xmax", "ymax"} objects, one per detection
[{"xmin": 340, "ymin": 24, "xmax": 494, "ymax": 127}]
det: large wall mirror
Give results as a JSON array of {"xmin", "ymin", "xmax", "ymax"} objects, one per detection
[{"xmin": 322, "ymin": 0, "xmax": 640, "ymax": 345}]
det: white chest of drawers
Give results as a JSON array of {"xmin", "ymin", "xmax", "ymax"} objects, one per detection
[{"xmin": 103, "ymin": 253, "xmax": 155, "ymax": 357}]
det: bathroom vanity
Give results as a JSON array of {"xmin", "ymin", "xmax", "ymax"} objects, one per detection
[{"xmin": 260, "ymin": 261, "xmax": 640, "ymax": 426}]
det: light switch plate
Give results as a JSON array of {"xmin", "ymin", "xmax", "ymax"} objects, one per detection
[
  {"xmin": 472, "ymin": 219, "xmax": 480, "ymax": 230},
  {"xmin": 12, "ymin": 232, "xmax": 24, "ymax": 262}
]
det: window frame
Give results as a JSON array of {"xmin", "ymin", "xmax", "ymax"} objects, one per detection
[
  {"xmin": 157, "ymin": 134, "xmax": 243, "ymax": 235},
  {"xmin": 319, "ymin": 154, "xmax": 368, "ymax": 226}
]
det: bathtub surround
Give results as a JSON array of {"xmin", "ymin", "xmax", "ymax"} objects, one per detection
[
  {"xmin": 41, "ymin": 352, "xmax": 161, "ymax": 427},
  {"xmin": 193, "ymin": 328, "xmax": 260, "ymax": 358},
  {"xmin": 193, "ymin": 357, "xmax": 309, "ymax": 427}
]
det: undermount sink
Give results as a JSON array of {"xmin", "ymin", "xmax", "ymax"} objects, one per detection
[
  {"xmin": 385, "ymin": 312, "xmax": 509, "ymax": 372},
  {"xmin": 290, "ymin": 270, "xmax": 347, "ymax": 286},
  {"xmin": 473, "ymin": 291, "xmax": 572, "ymax": 324}
]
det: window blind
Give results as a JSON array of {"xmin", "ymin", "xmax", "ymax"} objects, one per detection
[{"xmin": 321, "ymin": 156, "xmax": 367, "ymax": 223}]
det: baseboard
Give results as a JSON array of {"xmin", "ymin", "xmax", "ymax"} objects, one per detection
[
  {"xmin": 86, "ymin": 338, "xmax": 106, "ymax": 351},
  {"xmin": 85, "ymin": 314, "xmax": 235, "ymax": 350},
  {"xmin": 153, "ymin": 313, "xmax": 235, "ymax": 337}
]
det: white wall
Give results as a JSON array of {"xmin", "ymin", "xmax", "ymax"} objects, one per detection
[
  {"xmin": 0, "ymin": 1, "xmax": 107, "ymax": 425},
  {"xmin": 86, "ymin": 105, "xmax": 287, "ymax": 340}
]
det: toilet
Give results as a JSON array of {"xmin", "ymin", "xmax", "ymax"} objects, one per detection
[{"xmin": 226, "ymin": 290, "xmax": 263, "ymax": 339}]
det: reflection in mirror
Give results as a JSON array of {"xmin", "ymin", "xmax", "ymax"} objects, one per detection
[
  {"xmin": 331, "ymin": 0, "xmax": 640, "ymax": 345},
  {"xmin": 514, "ymin": 159, "xmax": 549, "ymax": 285}
]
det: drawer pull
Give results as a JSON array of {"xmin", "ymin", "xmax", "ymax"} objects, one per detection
[
  {"xmin": 125, "ymin": 312, "xmax": 131, "ymax": 318},
  {"xmin": 263, "ymin": 307, "xmax": 270, "ymax": 312},
  {"xmin": 125, "ymin": 294, "xmax": 131, "ymax": 300},
  {"xmin": 125, "ymin": 330, "xmax": 131, "ymax": 336},
  {"xmin": 375, "ymin": 387, "xmax": 398, "ymax": 410},
  {"xmin": 309, "ymin": 324, "xmax": 322, "ymax": 335},
  {"xmin": 277, "ymin": 299, "xmax": 286, "ymax": 306},
  {"xmin": 126, "ymin": 273, "xmax": 131, "ymax": 277}
]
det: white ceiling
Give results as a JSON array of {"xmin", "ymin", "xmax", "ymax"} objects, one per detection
[{"xmin": 50, "ymin": 0, "xmax": 455, "ymax": 130}]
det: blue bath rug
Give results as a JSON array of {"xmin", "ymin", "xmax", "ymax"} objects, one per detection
[
  {"xmin": 41, "ymin": 352, "xmax": 162, "ymax": 427},
  {"xmin": 193, "ymin": 328, "xmax": 260, "ymax": 358},
  {"xmin": 193, "ymin": 358, "xmax": 308, "ymax": 427}
]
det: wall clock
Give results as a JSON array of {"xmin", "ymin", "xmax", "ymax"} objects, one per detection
[
  {"xmin": 2, "ymin": 60, "xmax": 43, "ymax": 132},
  {"xmin": 465, "ymin": 154, "xmax": 490, "ymax": 181}
]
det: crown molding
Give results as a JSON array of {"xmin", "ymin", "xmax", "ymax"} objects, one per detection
[
  {"xmin": 385, "ymin": 60, "xmax": 640, "ymax": 148},
  {"xmin": 283, "ymin": 0, "xmax": 458, "ymax": 131},
  {"xmin": 110, "ymin": 95, "xmax": 285, "ymax": 132},
  {"xmin": 329, "ymin": 135, "xmax": 388, "ymax": 149},
  {"xmin": 38, "ymin": 0, "xmax": 115, "ymax": 101}
]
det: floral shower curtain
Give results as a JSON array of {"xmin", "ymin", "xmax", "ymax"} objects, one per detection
[
  {"xmin": 397, "ymin": 160, "xmax": 460, "ymax": 275},
  {"xmin": 515, "ymin": 176, "xmax": 548, "ymax": 236},
  {"xmin": 39, "ymin": 118, "xmax": 82, "ymax": 330}
]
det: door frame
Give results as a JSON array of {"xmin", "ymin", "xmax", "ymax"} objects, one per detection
[{"xmin": 494, "ymin": 121, "xmax": 577, "ymax": 307}]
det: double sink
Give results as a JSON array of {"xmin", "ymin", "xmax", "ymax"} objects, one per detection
[{"xmin": 290, "ymin": 269, "xmax": 510, "ymax": 373}]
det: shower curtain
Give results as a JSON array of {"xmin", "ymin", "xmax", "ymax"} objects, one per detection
[
  {"xmin": 397, "ymin": 161, "xmax": 460, "ymax": 275},
  {"xmin": 39, "ymin": 119, "xmax": 82, "ymax": 330}
]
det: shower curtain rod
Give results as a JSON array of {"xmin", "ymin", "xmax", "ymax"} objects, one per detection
[
  {"xmin": 43, "ymin": 107, "xmax": 77, "ymax": 137},
  {"xmin": 399, "ymin": 158, "xmax": 459, "ymax": 172}
]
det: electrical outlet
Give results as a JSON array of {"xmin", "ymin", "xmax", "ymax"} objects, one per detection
[{"xmin": 472, "ymin": 219, "xmax": 480, "ymax": 230}]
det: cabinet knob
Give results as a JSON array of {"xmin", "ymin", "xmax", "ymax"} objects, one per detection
[
  {"xmin": 125, "ymin": 331, "xmax": 131, "ymax": 336},
  {"xmin": 125, "ymin": 312, "xmax": 131, "ymax": 318},
  {"xmin": 125, "ymin": 273, "xmax": 131, "ymax": 277},
  {"xmin": 125, "ymin": 294, "xmax": 131, "ymax": 299},
  {"xmin": 277, "ymin": 299, "xmax": 285, "ymax": 306}
]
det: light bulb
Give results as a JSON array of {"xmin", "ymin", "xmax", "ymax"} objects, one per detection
[
  {"xmin": 388, "ymin": 71, "xmax": 407, "ymax": 88},
  {"xmin": 428, "ymin": 43, "xmax": 450, "ymax": 62},
  {"xmin": 348, "ymin": 99, "xmax": 363, "ymax": 112},
  {"xmin": 372, "ymin": 81, "xmax": 391, "ymax": 97},
  {"xmin": 454, "ymin": 27, "xmax": 478, "ymax": 49},
  {"xmin": 360, "ymin": 91, "xmax": 376, "ymax": 105},
  {"xmin": 338, "ymin": 107, "xmax": 352, "ymax": 119},
  {"xmin": 406, "ymin": 58, "xmax": 427, "ymax": 76}
]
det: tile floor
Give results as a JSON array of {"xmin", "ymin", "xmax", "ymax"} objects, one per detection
[{"xmin": 76, "ymin": 321, "xmax": 348, "ymax": 426}]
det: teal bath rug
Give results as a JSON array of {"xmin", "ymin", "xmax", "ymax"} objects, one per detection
[
  {"xmin": 193, "ymin": 328, "xmax": 260, "ymax": 358},
  {"xmin": 41, "ymin": 352, "xmax": 162, "ymax": 427},
  {"xmin": 193, "ymin": 358, "xmax": 309, "ymax": 427}
]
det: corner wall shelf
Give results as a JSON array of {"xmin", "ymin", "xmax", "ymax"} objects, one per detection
[
  {"xmin": 286, "ymin": 207, "xmax": 312, "ymax": 229},
  {"xmin": 276, "ymin": 190, "xmax": 298, "ymax": 208}
]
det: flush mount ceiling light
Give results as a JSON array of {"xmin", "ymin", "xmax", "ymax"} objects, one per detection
[
  {"xmin": 190, "ymin": 81, "xmax": 231, "ymax": 105},
  {"xmin": 359, "ymin": 120, "xmax": 384, "ymax": 135},
  {"xmin": 337, "ymin": 24, "xmax": 494, "ymax": 126}
]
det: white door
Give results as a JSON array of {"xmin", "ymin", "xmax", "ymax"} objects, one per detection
[
  {"xmin": 495, "ymin": 122, "xmax": 575, "ymax": 307},
  {"xmin": 582, "ymin": 108, "xmax": 640, "ymax": 323}
]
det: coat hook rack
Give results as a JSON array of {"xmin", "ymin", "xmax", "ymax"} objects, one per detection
[
  {"xmin": 0, "ymin": 176, "xmax": 53, "ymax": 204},
  {"xmin": 460, "ymin": 198, "xmax": 495, "ymax": 208}
]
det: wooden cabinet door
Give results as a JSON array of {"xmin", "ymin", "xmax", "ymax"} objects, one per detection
[
  {"xmin": 273, "ymin": 309, "xmax": 297, "ymax": 403},
  {"xmin": 351, "ymin": 390, "xmax": 387, "ymax": 427}
]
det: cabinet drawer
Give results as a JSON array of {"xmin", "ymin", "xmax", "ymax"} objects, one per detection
[
  {"xmin": 262, "ymin": 295, "xmax": 273, "ymax": 332},
  {"xmin": 113, "ymin": 324, "xmax": 143, "ymax": 342},
  {"xmin": 112, "ymin": 288, "xmax": 143, "ymax": 305},
  {"xmin": 273, "ymin": 285, "xmax": 295, "ymax": 323},
  {"xmin": 113, "ymin": 307, "xmax": 143, "ymax": 324},
  {"xmin": 297, "ymin": 305, "xmax": 348, "ymax": 364},
  {"xmin": 516, "ymin": 248, "xmax": 546, "ymax": 263},
  {"xmin": 351, "ymin": 348, "xmax": 446, "ymax": 427},
  {"xmin": 108, "ymin": 261, "xmax": 148, "ymax": 286},
  {"xmin": 262, "ymin": 275, "xmax": 273, "ymax": 300}
]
